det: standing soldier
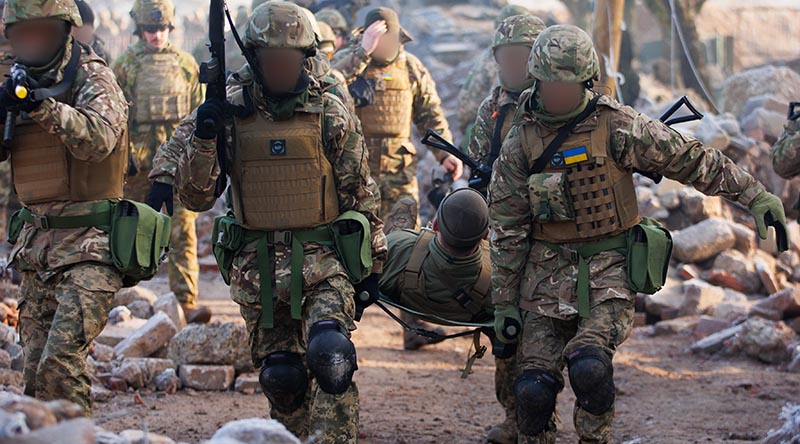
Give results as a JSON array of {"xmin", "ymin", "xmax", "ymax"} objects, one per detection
[
  {"xmin": 0, "ymin": 0, "xmax": 128, "ymax": 414},
  {"xmin": 112, "ymin": 0, "xmax": 210, "ymax": 323},
  {"xmin": 315, "ymin": 8, "xmax": 349, "ymax": 51},
  {"xmin": 333, "ymin": 7, "xmax": 462, "ymax": 220},
  {"xmin": 771, "ymin": 105, "xmax": 800, "ymax": 204},
  {"xmin": 173, "ymin": 2, "xmax": 385, "ymax": 442},
  {"xmin": 72, "ymin": 0, "xmax": 108, "ymax": 62},
  {"xmin": 490, "ymin": 25, "xmax": 788, "ymax": 444}
]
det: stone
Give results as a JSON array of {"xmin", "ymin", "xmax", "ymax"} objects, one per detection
[
  {"xmin": 0, "ymin": 348, "xmax": 11, "ymax": 369},
  {"xmin": 179, "ymin": 365, "xmax": 235, "ymax": 391},
  {"xmin": 681, "ymin": 279, "xmax": 725, "ymax": 316},
  {"xmin": 0, "ymin": 408, "xmax": 29, "ymax": 439},
  {"xmin": 209, "ymin": 418, "xmax": 301, "ymax": 444},
  {"xmin": 788, "ymin": 345, "xmax": 800, "ymax": 373},
  {"xmin": 94, "ymin": 427, "xmax": 131, "ymax": 444},
  {"xmin": 709, "ymin": 250, "xmax": 762, "ymax": 294},
  {"xmin": 111, "ymin": 358, "xmax": 177, "ymax": 389},
  {"xmin": 108, "ymin": 306, "xmax": 132, "ymax": 325},
  {"xmin": 721, "ymin": 65, "xmax": 800, "ymax": 117},
  {"xmin": 692, "ymin": 113, "xmax": 731, "ymax": 150},
  {"xmin": 153, "ymin": 292, "xmax": 187, "ymax": 331},
  {"xmin": 0, "ymin": 324, "xmax": 16, "ymax": 347},
  {"xmin": 750, "ymin": 288, "xmax": 800, "ymax": 321},
  {"xmin": 677, "ymin": 264, "xmax": 700, "ymax": 280},
  {"xmin": 95, "ymin": 318, "xmax": 148, "ymax": 347},
  {"xmin": 154, "ymin": 368, "xmax": 181, "ymax": 394},
  {"xmin": 91, "ymin": 384, "xmax": 114, "ymax": 402},
  {"xmin": 107, "ymin": 377, "xmax": 128, "ymax": 392},
  {"xmin": 126, "ymin": 300, "xmax": 153, "ymax": 320},
  {"xmin": 0, "ymin": 369, "xmax": 23, "ymax": 387},
  {"xmin": 92, "ymin": 343, "xmax": 115, "ymax": 362},
  {"xmin": 732, "ymin": 317, "xmax": 796, "ymax": 364},
  {"xmin": 167, "ymin": 323, "xmax": 252, "ymax": 373},
  {"xmin": 13, "ymin": 418, "xmax": 95, "ymax": 444},
  {"xmin": 643, "ymin": 280, "xmax": 684, "ymax": 317},
  {"xmin": 44, "ymin": 400, "xmax": 85, "ymax": 422},
  {"xmin": 0, "ymin": 392, "xmax": 57, "ymax": 431},
  {"xmin": 637, "ymin": 186, "xmax": 669, "ymax": 220},
  {"xmin": 679, "ymin": 188, "xmax": 727, "ymax": 223},
  {"xmin": 729, "ymin": 222, "xmax": 757, "ymax": 254},
  {"xmin": 710, "ymin": 289, "xmax": 752, "ymax": 321},
  {"xmin": 3, "ymin": 343, "xmax": 23, "ymax": 371},
  {"xmin": 762, "ymin": 404, "xmax": 800, "ymax": 444},
  {"xmin": 693, "ymin": 316, "xmax": 733, "ymax": 338},
  {"xmin": 652, "ymin": 317, "xmax": 698, "ymax": 336},
  {"xmin": 672, "ymin": 218, "xmax": 736, "ymax": 263},
  {"xmin": 657, "ymin": 189, "xmax": 681, "ymax": 210},
  {"xmin": 690, "ymin": 323, "xmax": 744, "ymax": 355},
  {"xmin": 741, "ymin": 105, "xmax": 787, "ymax": 142},
  {"xmin": 114, "ymin": 312, "xmax": 178, "ymax": 359},
  {"xmin": 119, "ymin": 430, "xmax": 176, "ymax": 444},
  {"xmin": 113, "ymin": 286, "xmax": 157, "ymax": 308},
  {"xmin": 234, "ymin": 373, "xmax": 262, "ymax": 395},
  {"xmin": 758, "ymin": 262, "xmax": 782, "ymax": 296}
]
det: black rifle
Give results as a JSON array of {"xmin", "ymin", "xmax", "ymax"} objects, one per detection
[
  {"xmin": 2, "ymin": 64, "xmax": 31, "ymax": 149},
  {"xmin": 641, "ymin": 96, "xmax": 705, "ymax": 183},
  {"xmin": 789, "ymin": 102, "xmax": 800, "ymax": 122},
  {"xmin": 421, "ymin": 129, "xmax": 493, "ymax": 191}
]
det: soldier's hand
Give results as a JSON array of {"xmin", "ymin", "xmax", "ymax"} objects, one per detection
[
  {"xmin": 0, "ymin": 77, "xmax": 42, "ymax": 113},
  {"xmin": 493, "ymin": 303, "xmax": 522, "ymax": 344},
  {"xmin": 353, "ymin": 273, "xmax": 381, "ymax": 321},
  {"xmin": 194, "ymin": 98, "xmax": 225, "ymax": 140},
  {"xmin": 442, "ymin": 155, "xmax": 464, "ymax": 181},
  {"xmin": 748, "ymin": 191, "xmax": 789, "ymax": 251},
  {"xmin": 361, "ymin": 20, "xmax": 388, "ymax": 56},
  {"xmin": 146, "ymin": 181, "xmax": 175, "ymax": 216}
]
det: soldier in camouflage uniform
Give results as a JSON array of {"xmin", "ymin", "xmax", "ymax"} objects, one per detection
[
  {"xmin": 771, "ymin": 110, "xmax": 800, "ymax": 206},
  {"xmin": 172, "ymin": 3, "xmax": 386, "ymax": 442},
  {"xmin": 467, "ymin": 14, "xmax": 545, "ymax": 192},
  {"xmin": 316, "ymin": 8, "xmax": 349, "ymax": 51},
  {"xmin": 72, "ymin": 0, "xmax": 108, "ymax": 62},
  {"xmin": 301, "ymin": 7, "xmax": 355, "ymax": 114},
  {"xmin": 380, "ymin": 190, "xmax": 519, "ymax": 444},
  {"xmin": 0, "ymin": 0, "xmax": 128, "ymax": 414},
  {"xmin": 489, "ymin": 25, "xmax": 788, "ymax": 444},
  {"xmin": 333, "ymin": 6, "xmax": 462, "ymax": 220},
  {"xmin": 112, "ymin": 0, "xmax": 210, "ymax": 323},
  {"xmin": 0, "ymin": 0, "xmax": 18, "ymax": 245},
  {"xmin": 457, "ymin": 4, "xmax": 530, "ymax": 139}
]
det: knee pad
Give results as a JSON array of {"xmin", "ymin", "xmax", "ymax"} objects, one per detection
[
  {"xmin": 567, "ymin": 346, "xmax": 615, "ymax": 416},
  {"xmin": 514, "ymin": 369, "xmax": 561, "ymax": 436},
  {"xmin": 259, "ymin": 351, "xmax": 308, "ymax": 414},
  {"xmin": 306, "ymin": 320, "xmax": 357, "ymax": 395}
]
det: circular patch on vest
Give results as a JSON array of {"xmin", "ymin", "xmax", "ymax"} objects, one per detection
[
  {"xmin": 550, "ymin": 153, "xmax": 565, "ymax": 168},
  {"xmin": 270, "ymin": 139, "xmax": 287, "ymax": 156}
]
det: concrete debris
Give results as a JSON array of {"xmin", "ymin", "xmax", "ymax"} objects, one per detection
[
  {"xmin": 114, "ymin": 312, "xmax": 178, "ymax": 360},
  {"xmin": 179, "ymin": 365, "xmax": 235, "ymax": 391},
  {"xmin": 207, "ymin": 418, "xmax": 301, "ymax": 444},
  {"xmin": 167, "ymin": 323, "xmax": 252, "ymax": 373}
]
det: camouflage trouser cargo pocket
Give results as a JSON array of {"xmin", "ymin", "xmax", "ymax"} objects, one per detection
[{"xmin": 527, "ymin": 172, "xmax": 575, "ymax": 222}]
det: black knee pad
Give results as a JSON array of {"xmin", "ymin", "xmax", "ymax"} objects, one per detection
[
  {"xmin": 306, "ymin": 320, "xmax": 357, "ymax": 395},
  {"xmin": 259, "ymin": 351, "xmax": 308, "ymax": 414},
  {"xmin": 514, "ymin": 369, "xmax": 561, "ymax": 436},
  {"xmin": 567, "ymin": 346, "xmax": 615, "ymax": 416}
]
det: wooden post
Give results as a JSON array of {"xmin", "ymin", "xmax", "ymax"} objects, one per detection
[{"xmin": 593, "ymin": 0, "xmax": 625, "ymax": 98}]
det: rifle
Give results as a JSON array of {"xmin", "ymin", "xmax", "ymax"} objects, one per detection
[
  {"xmin": 641, "ymin": 96, "xmax": 705, "ymax": 183},
  {"xmin": 2, "ymin": 64, "xmax": 31, "ymax": 149},
  {"xmin": 421, "ymin": 129, "xmax": 493, "ymax": 191},
  {"xmin": 789, "ymin": 102, "xmax": 800, "ymax": 122}
]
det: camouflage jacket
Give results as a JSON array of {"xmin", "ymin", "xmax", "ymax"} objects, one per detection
[
  {"xmin": 308, "ymin": 54, "xmax": 355, "ymax": 115},
  {"xmin": 457, "ymin": 48, "xmax": 498, "ymax": 137},
  {"xmin": 489, "ymin": 92, "xmax": 766, "ymax": 316},
  {"xmin": 112, "ymin": 40, "xmax": 203, "ymax": 172},
  {"xmin": 467, "ymin": 85, "xmax": 521, "ymax": 166},
  {"xmin": 173, "ymin": 69, "xmax": 387, "ymax": 273},
  {"xmin": 771, "ymin": 120, "xmax": 800, "ymax": 180},
  {"xmin": 8, "ymin": 40, "xmax": 128, "ymax": 281}
]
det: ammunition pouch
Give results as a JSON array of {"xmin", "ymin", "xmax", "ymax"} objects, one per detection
[{"xmin": 625, "ymin": 217, "xmax": 672, "ymax": 295}]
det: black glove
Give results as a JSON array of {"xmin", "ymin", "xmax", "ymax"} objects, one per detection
[
  {"xmin": 353, "ymin": 273, "xmax": 380, "ymax": 321},
  {"xmin": 146, "ymin": 181, "xmax": 174, "ymax": 216},
  {"xmin": 194, "ymin": 98, "xmax": 225, "ymax": 140},
  {"xmin": 0, "ymin": 77, "xmax": 42, "ymax": 113}
]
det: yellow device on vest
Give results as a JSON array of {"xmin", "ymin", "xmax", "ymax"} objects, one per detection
[
  {"xmin": 14, "ymin": 85, "xmax": 28, "ymax": 100},
  {"xmin": 562, "ymin": 146, "xmax": 588, "ymax": 165}
]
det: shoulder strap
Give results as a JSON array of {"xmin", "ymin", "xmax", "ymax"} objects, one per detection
[
  {"xmin": 403, "ymin": 229, "xmax": 435, "ymax": 291},
  {"xmin": 31, "ymin": 40, "xmax": 82, "ymax": 102},
  {"xmin": 450, "ymin": 247, "xmax": 491, "ymax": 319},
  {"xmin": 529, "ymin": 94, "xmax": 601, "ymax": 175},
  {"xmin": 488, "ymin": 103, "xmax": 513, "ymax": 167}
]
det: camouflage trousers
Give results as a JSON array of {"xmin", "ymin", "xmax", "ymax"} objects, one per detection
[
  {"xmin": 365, "ymin": 136, "xmax": 420, "ymax": 222},
  {"xmin": 230, "ymin": 247, "xmax": 358, "ymax": 444},
  {"xmin": 516, "ymin": 297, "xmax": 635, "ymax": 444},
  {"xmin": 125, "ymin": 172, "xmax": 199, "ymax": 306},
  {"xmin": 18, "ymin": 263, "xmax": 123, "ymax": 415}
]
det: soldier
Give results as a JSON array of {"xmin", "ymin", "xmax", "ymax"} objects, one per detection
[
  {"xmin": 172, "ymin": 2, "xmax": 385, "ymax": 442},
  {"xmin": 457, "ymin": 4, "xmax": 530, "ymax": 138},
  {"xmin": 0, "ymin": 0, "xmax": 128, "ymax": 414},
  {"xmin": 771, "ymin": 106, "xmax": 800, "ymax": 190},
  {"xmin": 315, "ymin": 8, "xmax": 349, "ymax": 51},
  {"xmin": 467, "ymin": 14, "xmax": 545, "ymax": 185},
  {"xmin": 333, "ymin": 6, "xmax": 462, "ymax": 220},
  {"xmin": 379, "ymin": 189, "xmax": 518, "ymax": 444},
  {"xmin": 489, "ymin": 25, "xmax": 788, "ymax": 444},
  {"xmin": 301, "ymin": 7, "xmax": 355, "ymax": 114},
  {"xmin": 112, "ymin": 0, "xmax": 210, "ymax": 323},
  {"xmin": 72, "ymin": 0, "xmax": 108, "ymax": 62},
  {"xmin": 0, "ymin": 0, "xmax": 18, "ymax": 245}
]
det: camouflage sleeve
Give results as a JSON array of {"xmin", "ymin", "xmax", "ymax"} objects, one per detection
[
  {"xmin": 110, "ymin": 51, "xmax": 135, "ymax": 101},
  {"xmin": 488, "ymin": 126, "xmax": 532, "ymax": 305},
  {"xmin": 149, "ymin": 111, "xmax": 197, "ymax": 184},
  {"xmin": 175, "ymin": 108, "xmax": 222, "ymax": 212},
  {"xmin": 27, "ymin": 60, "xmax": 128, "ymax": 163},
  {"xmin": 322, "ymin": 93, "xmax": 387, "ymax": 272},
  {"xmin": 467, "ymin": 93, "xmax": 496, "ymax": 165},
  {"xmin": 180, "ymin": 52, "xmax": 205, "ymax": 110},
  {"xmin": 610, "ymin": 104, "xmax": 765, "ymax": 206},
  {"xmin": 331, "ymin": 42, "xmax": 370, "ymax": 82},
  {"xmin": 771, "ymin": 121, "xmax": 800, "ymax": 179},
  {"xmin": 407, "ymin": 54, "xmax": 452, "ymax": 163}
]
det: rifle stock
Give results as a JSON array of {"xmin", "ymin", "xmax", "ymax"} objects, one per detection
[{"xmin": 421, "ymin": 129, "xmax": 492, "ymax": 190}]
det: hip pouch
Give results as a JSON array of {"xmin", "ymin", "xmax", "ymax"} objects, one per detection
[
  {"xmin": 625, "ymin": 217, "xmax": 672, "ymax": 294},
  {"xmin": 111, "ymin": 200, "xmax": 171, "ymax": 287},
  {"xmin": 7, "ymin": 209, "xmax": 24, "ymax": 244},
  {"xmin": 330, "ymin": 210, "xmax": 373, "ymax": 283},
  {"xmin": 211, "ymin": 212, "xmax": 245, "ymax": 285}
]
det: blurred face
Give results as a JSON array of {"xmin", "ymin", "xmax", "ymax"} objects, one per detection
[
  {"xmin": 372, "ymin": 30, "xmax": 400, "ymax": 62},
  {"xmin": 141, "ymin": 24, "xmax": 170, "ymax": 49},
  {"xmin": 538, "ymin": 80, "xmax": 585, "ymax": 115},
  {"xmin": 256, "ymin": 47, "xmax": 305, "ymax": 95},
  {"xmin": 6, "ymin": 18, "xmax": 66, "ymax": 67},
  {"xmin": 71, "ymin": 23, "xmax": 94, "ymax": 45},
  {"xmin": 495, "ymin": 44, "xmax": 531, "ymax": 90},
  {"xmin": 334, "ymin": 31, "xmax": 347, "ymax": 50}
]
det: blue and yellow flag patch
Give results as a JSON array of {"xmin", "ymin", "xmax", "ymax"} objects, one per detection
[{"xmin": 561, "ymin": 146, "xmax": 589, "ymax": 165}]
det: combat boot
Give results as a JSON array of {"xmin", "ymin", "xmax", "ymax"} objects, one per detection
[{"xmin": 182, "ymin": 303, "xmax": 212, "ymax": 324}]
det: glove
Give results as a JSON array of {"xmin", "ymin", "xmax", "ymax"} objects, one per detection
[
  {"xmin": 0, "ymin": 77, "xmax": 42, "ymax": 113},
  {"xmin": 194, "ymin": 98, "xmax": 225, "ymax": 140},
  {"xmin": 749, "ymin": 191, "xmax": 789, "ymax": 252},
  {"xmin": 493, "ymin": 303, "xmax": 522, "ymax": 344},
  {"xmin": 353, "ymin": 273, "xmax": 380, "ymax": 322},
  {"xmin": 146, "ymin": 181, "xmax": 174, "ymax": 216}
]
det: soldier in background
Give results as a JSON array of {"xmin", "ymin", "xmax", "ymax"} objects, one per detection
[
  {"xmin": 72, "ymin": 0, "xmax": 108, "ymax": 62},
  {"xmin": 0, "ymin": 0, "xmax": 18, "ymax": 245},
  {"xmin": 771, "ymin": 105, "xmax": 800, "ymax": 215},
  {"xmin": 316, "ymin": 8, "xmax": 349, "ymax": 51}
]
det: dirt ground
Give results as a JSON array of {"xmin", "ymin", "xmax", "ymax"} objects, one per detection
[{"xmin": 93, "ymin": 272, "xmax": 800, "ymax": 444}]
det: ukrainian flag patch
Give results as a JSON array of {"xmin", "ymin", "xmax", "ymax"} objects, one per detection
[{"xmin": 562, "ymin": 146, "xmax": 589, "ymax": 165}]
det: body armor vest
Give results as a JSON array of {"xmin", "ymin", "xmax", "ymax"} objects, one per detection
[
  {"xmin": 520, "ymin": 108, "xmax": 640, "ymax": 242},
  {"xmin": 230, "ymin": 91, "xmax": 340, "ymax": 231},
  {"xmin": 356, "ymin": 55, "xmax": 413, "ymax": 140},
  {"xmin": 133, "ymin": 52, "xmax": 192, "ymax": 124}
]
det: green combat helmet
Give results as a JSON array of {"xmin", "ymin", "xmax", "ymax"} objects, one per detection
[
  {"xmin": 130, "ymin": 0, "xmax": 174, "ymax": 26},
  {"xmin": 495, "ymin": 4, "xmax": 529, "ymax": 28},
  {"xmin": 528, "ymin": 24, "xmax": 599, "ymax": 83},
  {"xmin": 315, "ymin": 8, "xmax": 348, "ymax": 33},
  {"xmin": 492, "ymin": 14, "xmax": 546, "ymax": 50},
  {"xmin": 244, "ymin": 1, "xmax": 316, "ymax": 51},
  {"xmin": 3, "ymin": 0, "xmax": 83, "ymax": 27}
]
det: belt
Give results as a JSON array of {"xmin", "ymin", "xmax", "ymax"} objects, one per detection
[{"xmin": 18, "ymin": 201, "xmax": 114, "ymax": 231}]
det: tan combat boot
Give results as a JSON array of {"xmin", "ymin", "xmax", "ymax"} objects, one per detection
[
  {"xmin": 181, "ymin": 303, "xmax": 212, "ymax": 324},
  {"xmin": 486, "ymin": 416, "xmax": 516, "ymax": 444}
]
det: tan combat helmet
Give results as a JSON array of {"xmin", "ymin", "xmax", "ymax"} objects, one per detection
[
  {"xmin": 528, "ymin": 24, "xmax": 600, "ymax": 84},
  {"xmin": 318, "ymin": 21, "xmax": 336, "ymax": 55},
  {"xmin": 3, "ymin": 0, "xmax": 83, "ymax": 28},
  {"xmin": 244, "ymin": 1, "xmax": 316, "ymax": 52},
  {"xmin": 130, "ymin": 0, "xmax": 174, "ymax": 26},
  {"xmin": 315, "ymin": 7, "xmax": 347, "ymax": 34}
]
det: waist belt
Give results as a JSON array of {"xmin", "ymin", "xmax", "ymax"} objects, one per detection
[
  {"xmin": 18, "ymin": 201, "xmax": 114, "ymax": 231},
  {"xmin": 540, "ymin": 233, "xmax": 627, "ymax": 318},
  {"xmin": 243, "ymin": 226, "xmax": 334, "ymax": 329}
]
